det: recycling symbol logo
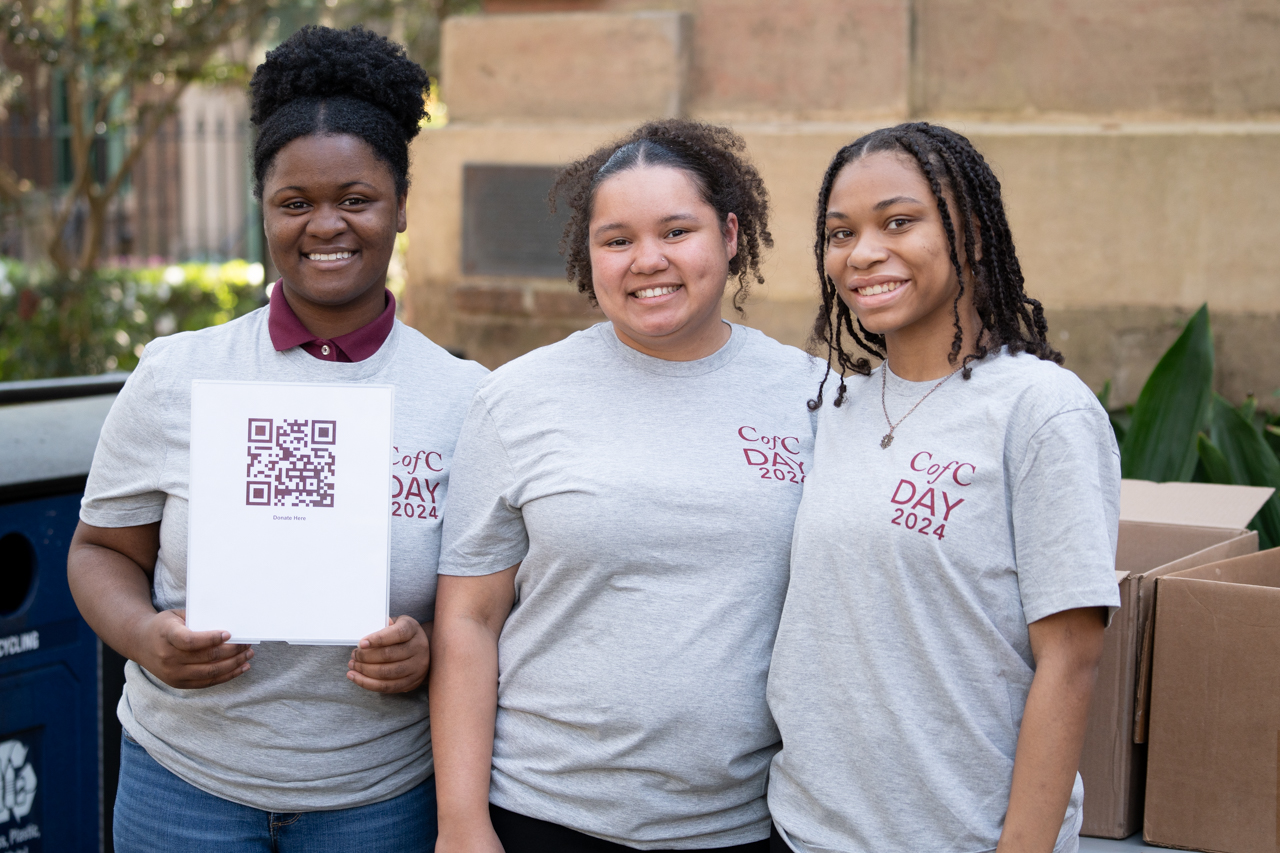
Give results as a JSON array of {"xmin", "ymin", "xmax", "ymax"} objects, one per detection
[{"xmin": 0, "ymin": 739, "xmax": 37, "ymax": 823}]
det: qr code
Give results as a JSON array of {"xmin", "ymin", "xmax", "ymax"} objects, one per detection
[{"xmin": 245, "ymin": 418, "xmax": 337, "ymax": 508}]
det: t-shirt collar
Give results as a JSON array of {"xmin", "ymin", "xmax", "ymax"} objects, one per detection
[
  {"xmin": 267, "ymin": 280, "xmax": 396, "ymax": 363},
  {"xmin": 597, "ymin": 320, "xmax": 746, "ymax": 377}
]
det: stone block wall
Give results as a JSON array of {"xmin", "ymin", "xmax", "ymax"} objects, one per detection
[
  {"xmin": 441, "ymin": 11, "xmax": 691, "ymax": 122},
  {"xmin": 915, "ymin": 0, "xmax": 1280, "ymax": 119},
  {"xmin": 685, "ymin": 0, "xmax": 909, "ymax": 121},
  {"xmin": 404, "ymin": 0, "xmax": 1280, "ymax": 404}
]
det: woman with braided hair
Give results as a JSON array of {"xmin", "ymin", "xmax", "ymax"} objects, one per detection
[
  {"xmin": 766, "ymin": 123, "xmax": 1120, "ymax": 853},
  {"xmin": 68, "ymin": 25, "xmax": 486, "ymax": 851},
  {"xmin": 431, "ymin": 119, "xmax": 819, "ymax": 853}
]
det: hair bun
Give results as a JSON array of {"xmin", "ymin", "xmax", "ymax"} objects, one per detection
[{"xmin": 250, "ymin": 25, "xmax": 429, "ymax": 141}]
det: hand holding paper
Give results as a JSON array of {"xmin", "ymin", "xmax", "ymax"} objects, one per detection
[
  {"xmin": 347, "ymin": 615, "xmax": 430, "ymax": 693},
  {"xmin": 187, "ymin": 381, "xmax": 395, "ymax": 644},
  {"xmin": 138, "ymin": 609, "xmax": 254, "ymax": 689}
]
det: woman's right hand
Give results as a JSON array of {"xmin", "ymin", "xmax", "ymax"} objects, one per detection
[
  {"xmin": 69, "ymin": 521, "xmax": 253, "ymax": 691},
  {"xmin": 133, "ymin": 608, "xmax": 253, "ymax": 689}
]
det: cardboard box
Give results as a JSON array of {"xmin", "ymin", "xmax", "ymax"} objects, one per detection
[
  {"xmin": 1144, "ymin": 547, "xmax": 1280, "ymax": 853},
  {"xmin": 1080, "ymin": 481, "xmax": 1274, "ymax": 838}
]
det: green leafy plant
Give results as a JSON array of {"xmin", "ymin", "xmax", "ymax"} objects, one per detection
[
  {"xmin": 1119, "ymin": 304, "xmax": 1214, "ymax": 482},
  {"xmin": 1198, "ymin": 396, "xmax": 1280, "ymax": 549},
  {"xmin": 1106, "ymin": 304, "xmax": 1280, "ymax": 549},
  {"xmin": 0, "ymin": 257, "xmax": 265, "ymax": 380},
  {"xmin": 1, "ymin": 0, "xmax": 275, "ymax": 274}
]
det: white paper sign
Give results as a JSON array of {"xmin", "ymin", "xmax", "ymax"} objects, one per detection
[{"xmin": 186, "ymin": 380, "xmax": 394, "ymax": 644}]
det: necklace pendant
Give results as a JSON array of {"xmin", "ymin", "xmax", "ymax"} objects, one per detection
[{"xmin": 880, "ymin": 433, "xmax": 894, "ymax": 449}]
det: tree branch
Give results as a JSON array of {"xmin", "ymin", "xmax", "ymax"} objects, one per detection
[
  {"xmin": 28, "ymin": 0, "xmax": 286, "ymax": 271},
  {"xmin": 0, "ymin": 163, "xmax": 28, "ymax": 203},
  {"xmin": 100, "ymin": 95, "xmax": 179, "ymax": 203},
  {"xmin": 100, "ymin": 2, "xmax": 270, "ymax": 203},
  {"xmin": 47, "ymin": 0, "xmax": 94, "ymax": 270}
]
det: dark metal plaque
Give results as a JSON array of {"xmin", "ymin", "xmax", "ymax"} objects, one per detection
[{"xmin": 461, "ymin": 164, "xmax": 570, "ymax": 278}]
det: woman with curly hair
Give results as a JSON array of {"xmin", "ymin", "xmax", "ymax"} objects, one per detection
[
  {"xmin": 430, "ymin": 120, "xmax": 819, "ymax": 853},
  {"xmin": 766, "ymin": 123, "xmax": 1120, "ymax": 853},
  {"xmin": 67, "ymin": 25, "xmax": 486, "ymax": 852}
]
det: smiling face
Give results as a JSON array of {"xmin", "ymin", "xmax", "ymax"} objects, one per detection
[
  {"xmin": 824, "ymin": 150, "xmax": 979, "ymax": 374},
  {"xmin": 588, "ymin": 164, "xmax": 738, "ymax": 361},
  {"xmin": 263, "ymin": 133, "xmax": 406, "ymax": 336}
]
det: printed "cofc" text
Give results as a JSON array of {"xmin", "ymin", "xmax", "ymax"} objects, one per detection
[{"xmin": 887, "ymin": 450, "xmax": 977, "ymax": 540}]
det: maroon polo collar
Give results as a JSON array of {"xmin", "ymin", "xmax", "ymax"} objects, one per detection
[{"xmin": 267, "ymin": 281, "xmax": 395, "ymax": 363}]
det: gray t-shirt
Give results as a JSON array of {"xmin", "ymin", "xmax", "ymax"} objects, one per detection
[
  {"xmin": 767, "ymin": 351, "xmax": 1121, "ymax": 853},
  {"xmin": 439, "ymin": 322, "xmax": 820, "ymax": 850},
  {"xmin": 80, "ymin": 307, "xmax": 487, "ymax": 812}
]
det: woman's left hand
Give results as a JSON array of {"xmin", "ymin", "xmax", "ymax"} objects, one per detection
[{"xmin": 348, "ymin": 616, "xmax": 431, "ymax": 693}]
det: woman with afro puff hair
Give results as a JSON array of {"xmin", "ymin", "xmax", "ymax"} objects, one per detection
[
  {"xmin": 68, "ymin": 25, "xmax": 486, "ymax": 852},
  {"xmin": 430, "ymin": 120, "xmax": 820, "ymax": 853}
]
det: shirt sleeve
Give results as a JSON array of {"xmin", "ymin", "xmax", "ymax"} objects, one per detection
[
  {"xmin": 79, "ymin": 346, "xmax": 173, "ymax": 528},
  {"xmin": 438, "ymin": 393, "xmax": 529, "ymax": 576},
  {"xmin": 1011, "ymin": 405, "xmax": 1122, "ymax": 625}
]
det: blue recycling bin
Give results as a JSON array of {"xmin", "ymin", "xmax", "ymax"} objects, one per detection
[{"xmin": 0, "ymin": 375, "xmax": 127, "ymax": 853}]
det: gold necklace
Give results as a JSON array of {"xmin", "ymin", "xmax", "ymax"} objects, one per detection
[{"xmin": 880, "ymin": 363, "xmax": 961, "ymax": 449}]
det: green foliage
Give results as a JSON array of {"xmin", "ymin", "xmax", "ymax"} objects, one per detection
[
  {"xmin": 1105, "ymin": 305, "xmax": 1280, "ymax": 547},
  {"xmin": 0, "ymin": 257, "xmax": 264, "ymax": 380},
  {"xmin": 1196, "ymin": 432, "xmax": 1234, "ymax": 486},
  {"xmin": 1198, "ymin": 396, "xmax": 1280, "ymax": 549},
  {"xmin": 2, "ymin": 0, "xmax": 269, "ymax": 92},
  {"xmin": 1, "ymin": 0, "xmax": 474, "ymax": 272},
  {"xmin": 1119, "ymin": 304, "xmax": 1214, "ymax": 482},
  {"xmin": 1, "ymin": 0, "xmax": 275, "ymax": 272},
  {"xmin": 1267, "ymin": 421, "xmax": 1280, "ymax": 459}
]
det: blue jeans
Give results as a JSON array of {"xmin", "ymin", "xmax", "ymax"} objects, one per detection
[{"xmin": 114, "ymin": 732, "xmax": 437, "ymax": 853}]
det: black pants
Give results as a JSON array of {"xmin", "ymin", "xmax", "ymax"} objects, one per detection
[{"xmin": 490, "ymin": 804, "xmax": 775, "ymax": 853}]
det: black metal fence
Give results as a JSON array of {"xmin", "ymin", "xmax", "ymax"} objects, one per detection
[{"xmin": 0, "ymin": 111, "xmax": 261, "ymax": 265}]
